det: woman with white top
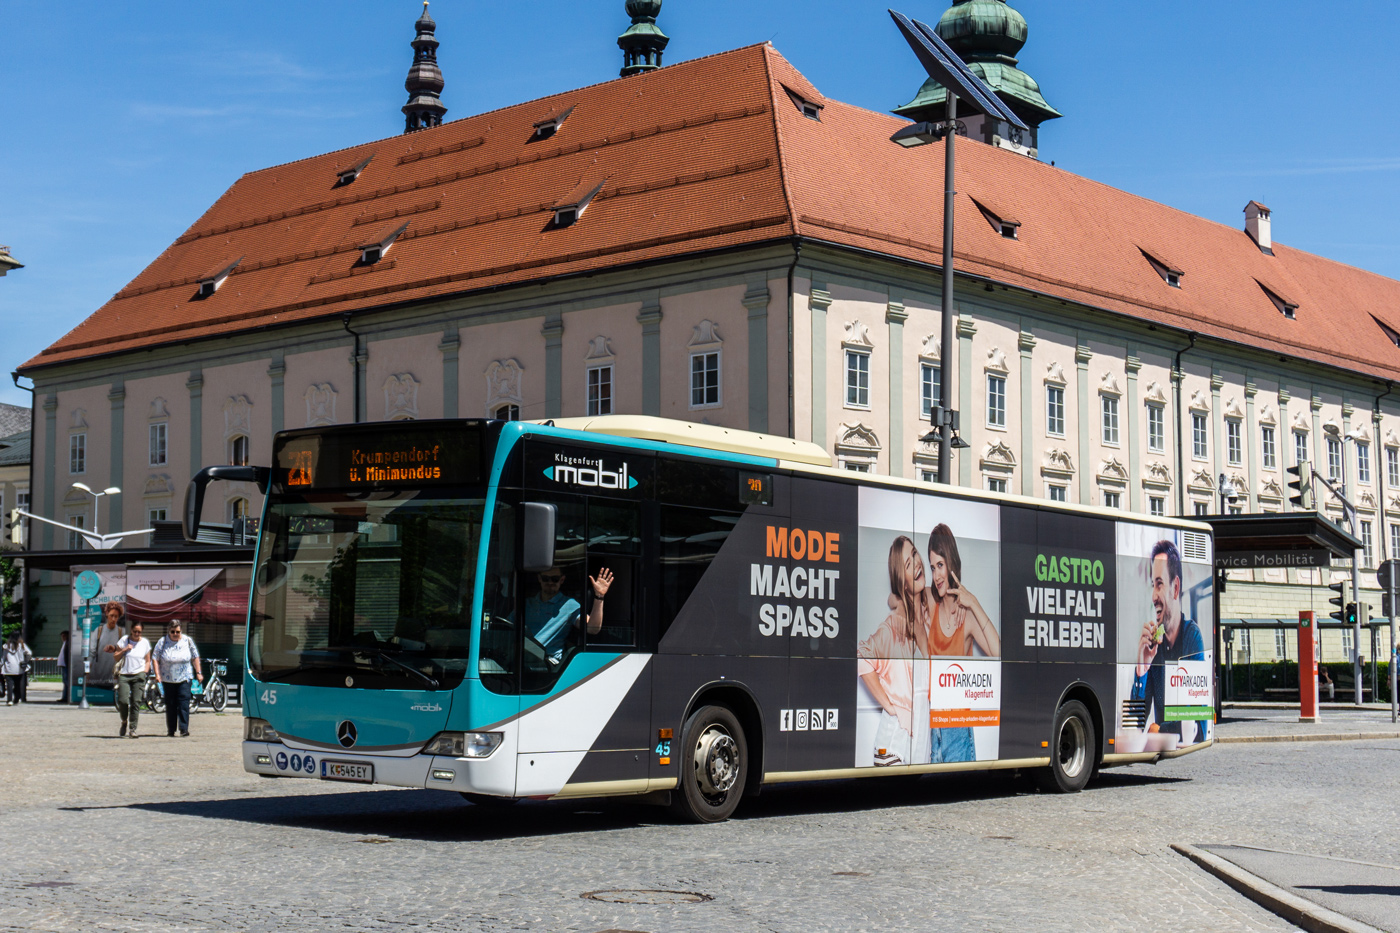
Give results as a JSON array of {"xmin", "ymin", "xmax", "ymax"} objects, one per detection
[
  {"xmin": 1, "ymin": 633, "xmax": 34, "ymax": 705},
  {"xmin": 108, "ymin": 622, "xmax": 152, "ymax": 738},
  {"xmin": 151, "ymin": 621, "xmax": 201, "ymax": 737}
]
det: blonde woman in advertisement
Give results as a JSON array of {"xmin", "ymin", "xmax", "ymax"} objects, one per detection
[
  {"xmin": 858, "ymin": 536, "xmax": 931, "ymax": 766},
  {"xmin": 921, "ymin": 524, "xmax": 999, "ymax": 763}
]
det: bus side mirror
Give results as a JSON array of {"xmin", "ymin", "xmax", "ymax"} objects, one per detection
[
  {"xmin": 522, "ymin": 502, "xmax": 557, "ymax": 573},
  {"xmin": 182, "ymin": 466, "xmax": 271, "ymax": 542}
]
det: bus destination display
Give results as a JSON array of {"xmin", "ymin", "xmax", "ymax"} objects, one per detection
[{"xmin": 276, "ymin": 427, "xmax": 481, "ymax": 490}]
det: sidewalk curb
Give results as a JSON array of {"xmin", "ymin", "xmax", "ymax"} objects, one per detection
[
  {"xmin": 1218, "ymin": 732, "xmax": 1400, "ymax": 744},
  {"xmin": 1172, "ymin": 843, "xmax": 1384, "ymax": 933}
]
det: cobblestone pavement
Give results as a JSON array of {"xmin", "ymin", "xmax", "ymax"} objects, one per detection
[
  {"xmin": 1220, "ymin": 706, "xmax": 1400, "ymax": 740},
  {"xmin": 11, "ymin": 689, "xmax": 1397, "ymax": 933}
]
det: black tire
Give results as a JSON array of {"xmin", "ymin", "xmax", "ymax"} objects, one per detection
[
  {"xmin": 1035, "ymin": 700, "xmax": 1096, "ymax": 794},
  {"xmin": 459, "ymin": 793, "xmax": 520, "ymax": 808},
  {"xmin": 669, "ymin": 704, "xmax": 748, "ymax": 823},
  {"xmin": 146, "ymin": 682, "xmax": 165, "ymax": 714},
  {"xmin": 209, "ymin": 679, "xmax": 228, "ymax": 713}
]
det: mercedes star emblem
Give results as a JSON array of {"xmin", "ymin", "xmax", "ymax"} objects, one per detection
[{"xmin": 337, "ymin": 720, "xmax": 358, "ymax": 748}]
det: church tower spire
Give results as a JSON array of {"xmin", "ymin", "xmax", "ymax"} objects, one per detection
[
  {"xmin": 894, "ymin": 1, "xmax": 1060, "ymax": 158},
  {"xmin": 402, "ymin": 2, "xmax": 447, "ymax": 133},
  {"xmin": 618, "ymin": 0, "xmax": 669, "ymax": 78}
]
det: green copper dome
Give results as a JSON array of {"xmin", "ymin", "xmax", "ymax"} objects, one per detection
[{"xmin": 894, "ymin": 0, "xmax": 1060, "ymax": 127}]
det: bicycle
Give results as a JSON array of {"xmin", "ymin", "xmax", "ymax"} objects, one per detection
[{"xmin": 143, "ymin": 660, "xmax": 228, "ymax": 714}]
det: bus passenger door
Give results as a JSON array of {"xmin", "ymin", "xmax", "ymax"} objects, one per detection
[{"xmin": 516, "ymin": 494, "xmax": 653, "ymax": 796}]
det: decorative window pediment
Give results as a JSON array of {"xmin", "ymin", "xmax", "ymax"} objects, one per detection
[
  {"xmin": 69, "ymin": 409, "xmax": 88, "ymax": 431},
  {"xmin": 1041, "ymin": 448, "xmax": 1075, "ymax": 479},
  {"xmin": 1188, "ymin": 390, "xmax": 1211, "ymax": 413},
  {"xmin": 1292, "ymin": 410, "xmax": 1311, "ymax": 433},
  {"xmin": 842, "ymin": 320, "xmax": 873, "ymax": 349},
  {"xmin": 1099, "ymin": 371, "xmax": 1123, "ymax": 397},
  {"xmin": 149, "ymin": 397, "xmax": 170, "ymax": 421},
  {"xmin": 1387, "ymin": 493, "xmax": 1400, "ymax": 515},
  {"xmin": 835, "ymin": 422, "xmax": 882, "ymax": 453},
  {"xmin": 1097, "ymin": 457, "xmax": 1129, "ymax": 487},
  {"xmin": 1259, "ymin": 478, "xmax": 1284, "ymax": 501},
  {"xmin": 1351, "ymin": 422, "xmax": 1373, "ymax": 443},
  {"xmin": 1188, "ymin": 468, "xmax": 1215, "ymax": 492},
  {"xmin": 1142, "ymin": 380, "xmax": 1167, "ymax": 404},
  {"xmin": 1228, "ymin": 472, "xmax": 1250, "ymax": 495},
  {"xmin": 1358, "ymin": 490, "xmax": 1378, "ymax": 513},
  {"xmin": 585, "ymin": 336, "xmax": 615, "ymax": 362},
  {"xmin": 1045, "ymin": 361, "xmax": 1067, "ymax": 386},
  {"xmin": 985, "ymin": 347, "xmax": 1009, "ymax": 374},
  {"xmin": 223, "ymin": 395, "xmax": 252, "ymax": 439},
  {"xmin": 689, "ymin": 320, "xmax": 723, "ymax": 350},
  {"xmin": 1387, "ymin": 428, "xmax": 1400, "ymax": 448},
  {"xmin": 1141, "ymin": 461, "xmax": 1173, "ymax": 489},
  {"xmin": 486, "ymin": 360, "xmax": 525, "ymax": 411},
  {"xmin": 144, "ymin": 473, "xmax": 174, "ymax": 497},
  {"xmin": 305, "ymin": 384, "xmax": 337, "ymax": 427},
  {"xmin": 62, "ymin": 486, "xmax": 90, "ymax": 505},
  {"xmin": 1257, "ymin": 403, "xmax": 1277, "ymax": 426},
  {"xmin": 981, "ymin": 441, "xmax": 1016, "ymax": 473},
  {"xmin": 384, "ymin": 373, "xmax": 420, "ymax": 421},
  {"xmin": 913, "ymin": 440, "xmax": 940, "ymax": 466},
  {"xmin": 1223, "ymin": 397, "xmax": 1245, "ymax": 419},
  {"xmin": 919, "ymin": 334, "xmax": 941, "ymax": 360}
]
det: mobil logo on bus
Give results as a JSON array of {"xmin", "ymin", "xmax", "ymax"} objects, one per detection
[{"xmin": 543, "ymin": 458, "xmax": 639, "ymax": 491}]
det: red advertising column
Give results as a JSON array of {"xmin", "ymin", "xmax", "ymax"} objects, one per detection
[{"xmin": 1298, "ymin": 611, "xmax": 1319, "ymax": 723}]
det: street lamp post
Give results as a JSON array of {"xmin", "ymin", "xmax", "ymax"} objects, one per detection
[{"xmin": 70, "ymin": 482, "xmax": 121, "ymax": 539}]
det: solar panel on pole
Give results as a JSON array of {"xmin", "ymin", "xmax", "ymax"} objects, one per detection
[{"xmin": 889, "ymin": 10, "xmax": 1029, "ymax": 131}]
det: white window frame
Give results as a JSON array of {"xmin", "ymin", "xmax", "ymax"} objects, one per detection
[
  {"xmin": 1101, "ymin": 395, "xmax": 1120, "ymax": 447},
  {"xmin": 1046, "ymin": 385, "xmax": 1065, "ymax": 437},
  {"xmin": 1389, "ymin": 448, "xmax": 1400, "ymax": 487},
  {"xmin": 985, "ymin": 477, "xmax": 1008, "ymax": 494},
  {"xmin": 587, "ymin": 364, "xmax": 614, "ymax": 417},
  {"xmin": 1147, "ymin": 404, "xmax": 1165, "ymax": 453},
  {"xmin": 1191, "ymin": 413, "xmax": 1208, "ymax": 460},
  {"xmin": 148, "ymin": 507, "xmax": 168, "ymax": 524},
  {"xmin": 68, "ymin": 514, "xmax": 86, "ymax": 550},
  {"xmin": 1295, "ymin": 431, "xmax": 1309, "ymax": 467},
  {"xmin": 1261, "ymin": 425, "xmax": 1277, "ymax": 470},
  {"xmin": 986, "ymin": 374, "xmax": 1007, "ymax": 429},
  {"xmin": 1361, "ymin": 520, "xmax": 1374, "ymax": 568},
  {"xmin": 841, "ymin": 460, "xmax": 872, "ymax": 474},
  {"xmin": 1274, "ymin": 630, "xmax": 1287, "ymax": 658},
  {"xmin": 1390, "ymin": 522, "xmax": 1400, "ymax": 562},
  {"xmin": 1102, "ymin": 490, "xmax": 1122, "ymax": 510},
  {"xmin": 1046, "ymin": 484, "xmax": 1067, "ymax": 503},
  {"xmin": 1327, "ymin": 436, "xmax": 1343, "ymax": 481},
  {"xmin": 845, "ymin": 350, "xmax": 870, "ymax": 410},
  {"xmin": 689, "ymin": 350, "xmax": 721, "ymax": 410},
  {"xmin": 69, "ymin": 433, "xmax": 86, "ymax": 475},
  {"xmin": 229, "ymin": 434, "xmax": 250, "ymax": 467},
  {"xmin": 1194, "ymin": 501, "xmax": 1210, "ymax": 517},
  {"xmin": 920, "ymin": 363, "xmax": 941, "ymax": 418},
  {"xmin": 493, "ymin": 403, "xmax": 520, "ymax": 422},
  {"xmin": 1149, "ymin": 496, "xmax": 1165, "ymax": 517},
  {"xmin": 1357, "ymin": 442, "xmax": 1371, "ymax": 485},
  {"xmin": 149, "ymin": 422, "xmax": 168, "ymax": 467},
  {"xmin": 1226, "ymin": 419, "xmax": 1242, "ymax": 466},
  {"xmin": 1341, "ymin": 627, "xmax": 1354, "ymax": 654}
]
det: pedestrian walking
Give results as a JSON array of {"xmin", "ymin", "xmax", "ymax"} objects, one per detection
[
  {"xmin": 1, "ymin": 633, "xmax": 34, "ymax": 705},
  {"xmin": 151, "ymin": 622, "xmax": 200, "ymax": 737},
  {"xmin": 109, "ymin": 622, "xmax": 151, "ymax": 738},
  {"xmin": 57, "ymin": 630, "xmax": 71, "ymax": 704}
]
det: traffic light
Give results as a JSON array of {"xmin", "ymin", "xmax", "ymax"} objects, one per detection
[
  {"xmin": 1287, "ymin": 461, "xmax": 1313, "ymax": 509},
  {"xmin": 1329, "ymin": 579, "xmax": 1350, "ymax": 623},
  {"xmin": 1358, "ymin": 601, "xmax": 1371, "ymax": 626},
  {"xmin": 1345, "ymin": 602, "xmax": 1359, "ymax": 626}
]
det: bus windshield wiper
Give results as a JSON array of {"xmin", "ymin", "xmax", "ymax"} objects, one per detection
[
  {"xmin": 353, "ymin": 648, "xmax": 440, "ymax": 689},
  {"xmin": 257, "ymin": 662, "xmax": 373, "ymax": 681}
]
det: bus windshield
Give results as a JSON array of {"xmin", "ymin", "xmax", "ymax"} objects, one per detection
[{"xmin": 249, "ymin": 489, "xmax": 487, "ymax": 691}]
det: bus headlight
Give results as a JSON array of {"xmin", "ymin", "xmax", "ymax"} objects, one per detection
[
  {"xmin": 245, "ymin": 718, "xmax": 282, "ymax": 743},
  {"xmin": 423, "ymin": 731, "xmax": 502, "ymax": 759}
]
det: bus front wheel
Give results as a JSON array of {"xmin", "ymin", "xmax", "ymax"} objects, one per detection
[
  {"xmin": 1036, "ymin": 700, "xmax": 1096, "ymax": 794},
  {"xmin": 669, "ymin": 705, "xmax": 747, "ymax": 823}
]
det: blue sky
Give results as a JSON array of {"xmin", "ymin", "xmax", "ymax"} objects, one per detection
[{"xmin": 4, "ymin": 0, "xmax": 1399, "ymax": 408}]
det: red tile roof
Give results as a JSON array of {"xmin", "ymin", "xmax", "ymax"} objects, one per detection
[{"xmin": 25, "ymin": 44, "xmax": 1400, "ymax": 385}]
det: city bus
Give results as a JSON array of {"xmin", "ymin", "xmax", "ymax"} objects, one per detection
[{"xmin": 185, "ymin": 415, "xmax": 1216, "ymax": 822}]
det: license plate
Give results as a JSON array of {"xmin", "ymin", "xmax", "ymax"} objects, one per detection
[{"xmin": 321, "ymin": 760, "xmax": 373, "ymax": 783}]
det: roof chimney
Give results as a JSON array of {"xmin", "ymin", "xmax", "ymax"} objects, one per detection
[
  {"xmin": 402, "ymin": 2, "xmax": 447, "ymax": 133},
  {"xmin": 1245, "ymin": 201, "xmax": 1273, "ymax": 255}
]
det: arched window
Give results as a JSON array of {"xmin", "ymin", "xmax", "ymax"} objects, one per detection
[
  {"xmin": 493, "ymin": 404, "xmax": 520, "ymax": 422},
  {"xmin": 229, "ymin": 435, "xmax": 249, "ymax": 466},
  {"xmin": 228, "ymin": 498, "xmax": 249, "ymax": 524}
]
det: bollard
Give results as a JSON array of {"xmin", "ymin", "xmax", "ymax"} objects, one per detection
[{"xmin": 1298, "ymin": 610, "xmax": 1319, "ymax": 723}]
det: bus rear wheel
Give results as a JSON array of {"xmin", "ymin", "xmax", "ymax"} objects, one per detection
[
  {"xmin": 669, "ymin": 705, "xmax": 747, "ymax": 823},
  {"xmin": 1036, "ymin": 700, "xmax": 1096, "ymax": 794}
]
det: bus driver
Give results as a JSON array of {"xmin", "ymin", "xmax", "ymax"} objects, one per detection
[
  {"xmin": 526, "ymin": 566, "xmax": 614, "ymax": 664},
  {"xmin": 1131, "ymin": 539, "xmax": 1206, "ymax": 744}
]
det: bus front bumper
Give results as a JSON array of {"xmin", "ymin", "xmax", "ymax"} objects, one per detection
[{"xmin": 242, "ymin": 741, "xmax": 515, "ymax": 795}]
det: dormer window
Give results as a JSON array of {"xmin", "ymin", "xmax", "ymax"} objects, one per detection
[
  {"xmin": 1259, "ymin": 281, "xmax": 1298, "ymax": 319},
  {"xmin": 553, "ymin": 178, "xmax": 605, "ymax": 228},
  {"xmin": 532, "ymin": 105, "xmax": 576, "ymax": 141},
  {"xmin": 1141, "ymin": 250, "xmax": 1183, "ymax": 289},
  {"xmin": 783, "ymin": 87, "xmax": 824, "ymax": 122},
  {"xmin": 1372, "ymin": 316, "xmax": 1400, "ymax": 348},
  {"xmin": 196, "ymin": 258, "xmax": 242, "ymax": 298},
  {"xmin": 972, "ymin": 198, "xmax": 1020, "ymax": 240},
  {"xmin": 361, "ymin": 222, "xmax": 408, "ymax": 264},
  {"xmin": 336, "ymin": 153, "xmax": 374, "ymax": 187}
]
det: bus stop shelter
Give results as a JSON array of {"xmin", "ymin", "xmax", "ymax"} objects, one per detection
[{"xmin": 1205, "ymin": 511, "xmax": 1367, "ymax": 714}]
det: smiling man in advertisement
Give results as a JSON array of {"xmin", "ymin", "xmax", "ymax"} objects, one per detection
[{"xmin": 1131, "ymin": 540, "xmax": 1207, "ymax": 743}]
